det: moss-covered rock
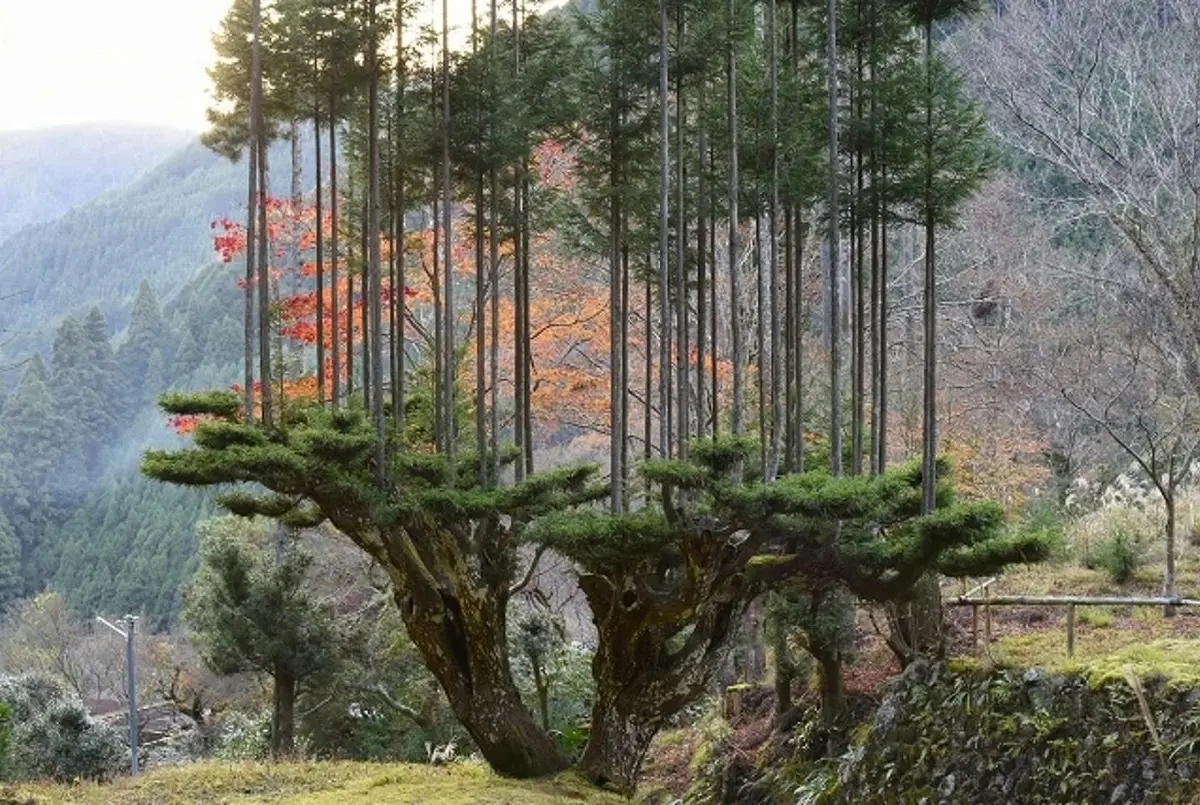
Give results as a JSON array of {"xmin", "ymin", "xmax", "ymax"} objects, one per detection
[{"xmin": 804, "ymin": 659, "xmax": 1200, "ymax": 804}]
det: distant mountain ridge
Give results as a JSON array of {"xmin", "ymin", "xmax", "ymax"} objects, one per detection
[
  {"xmin": 0, "ymin": 122, "xmax": 194, "ymax": 243},
  {"xmin": 0, "ymin": 132, "xmax": 311, "ymax": 376}
]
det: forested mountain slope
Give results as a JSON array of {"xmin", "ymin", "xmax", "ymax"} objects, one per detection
[
  {"xmin": 0, "ymin": 137, "xmax": 307, "ymax": 371},
  {"xmin": 0, "ymin": 123, "xmax": 193, "ymax": 243}
]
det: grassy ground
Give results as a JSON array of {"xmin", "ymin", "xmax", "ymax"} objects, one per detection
[
  {"xmin": 6, "ymin": 762, "xmax": 626, "ymax": 805},
  {"xmin": 946, "ymin": 556, "xmax": 1200, "ymax": 684}
]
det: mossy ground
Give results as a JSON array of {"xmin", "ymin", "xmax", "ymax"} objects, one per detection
[
  {"xmin": 950, "ymin": 557, "xmax": 1200, "ymax": 686},
  {"xmin": 6, "ymin": 761, "xmax": 626, "ymax": 805}
]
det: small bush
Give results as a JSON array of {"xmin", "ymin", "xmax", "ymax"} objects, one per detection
[
  {"xmin": 211, "ymin": 710, "xmax": 271, "ymax": 762},
  {"xmin": 0, "ymin": 674, "xmax": 125, "ymax": 782},
  {"xmin": 1095, "ymin": 531, "xmax": 1145, "ymax": 585}
]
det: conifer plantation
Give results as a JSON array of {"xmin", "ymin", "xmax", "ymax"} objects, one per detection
[{"xmin": 134, "ymin": 0, "xmax": 1053, "ymax": 792}]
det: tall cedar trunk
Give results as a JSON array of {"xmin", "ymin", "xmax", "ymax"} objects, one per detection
[
  {"xmin": 251, "ymin": 0, "xmax": 272, "ymax": 428},
  {"xmin": 330, "ymin": 111, "xmax": 341, "ymax": 408},
  {"xmin": 361, "ymin": 196, "xmax": 370, "ymax": 411},
  {"xmin": 393, "ymin": 576, "xmax": 568, "ymax": 777},
  {"xmin": 609, "ymin": 54, "xmax": 624, "ymax": 512},
  {"xmin": 271, "ymin": 670, "xmax": 296, "ymax": 758},
  {"xmin": 710, "ymin": 138, "xmax": 719, "ymax": 438},
  {"xmin": 513, "ymin": 0, "xmax": 526, "ymax": 482},
  {"xmin": 696, "ymin": 84, "xmax": 708, "ymax": 441},
  {"xmin": 921, "ymin": 23, "xmax": 936, "ymax": 515},
  {"xmin": 315, "ymin": 112, "xmax": 326, "ymax": 406},
  {"xmin": 521, "ymin": 177, "xmax": 533, "ymax": 474},
  {"xmin": 368, "ymin": 0, "xmax": 386, "ymax": 487},
  {"xmin": 243, "ymin": 53, "xmax": 259, "ymax": 423},
  {"xmin": 346, "ymin": 167, "xmax": 355, "ymax": 401},
  {"xmin": 768, "ymin": 0, "xmax": 783, "ymax": 480},
  {"xmin": 621, "ymin": 239, "xmax": 631, "ymax": 503},
  {"xmin": 475, "ymin": 170, "xmax": 486, "ymax": 481},
  {"xmin": 393, "ymin": 6, "xmax": 406, "ymax": 435},
  {"xmin": 826, "ymin": 0, "xmax": 841, "ymax": 476},
  {"xmin": 852, "ymin": 18, "xmax": 866, "ymax": 477},
  {"xmin": 756, "ymin": 213, "xmax": 767, "ymax": 470},
  {"xmin": 675, "ymin": 2, "xmax": 688, "ymax": 457},
  {"xmin": 790, "ymin": 0, "xmax": 804, "ymax": 473},
  {"xmin": 258, "ymin": 135, "xmax": 273, "ymax": 425},
  {"xmin": 488, "ymin": 0, "xmax": 500, "ymax": 483},
  {"xmin": 658, "ymin": 0, "xmax": 672, "ymax": 458},
  {"xmin": 728, "ymin": 0, "xmax": 745, "ymax": 438},
  {"xmin": 915, "ymin": 20, "xmax": 944, "ymax": 657},
  {"xmin": 442, "ymin": 0, "xmax": 456, "ymax": 467}
]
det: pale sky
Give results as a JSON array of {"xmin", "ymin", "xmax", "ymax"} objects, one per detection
[{"xmin": 0, "ymin": 0, "xmax": 501, "ymax": 133}]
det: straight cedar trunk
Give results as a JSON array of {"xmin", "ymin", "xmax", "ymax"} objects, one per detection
[
  {"xmin": 393, "ymin": 11, "xmax": 406, "ymax": 435},
  {"xmin": 658, "ymin": 0, "xmax": 672, "ymax": 457},
  {"xmin": 368, "ymin": 0, "xmax": 386, "ymax": 487},
  {"xmin": 727, "ymin": 0, "xmax": 744, "ymax": 438},
  {"xmin": 314, "ymin": 112, "xmax": 326, "ymax": 407},
  {"xmin": 243, "ymin": 97, "xmax": 259, "ymax": 423},
  {"xmin": 441, "ymin": 0, "xmax": 456, "ymax": 467},
  {"xmin": 271, "ymin": 671, "xmax": 296, "ymax": 758},
  {"xmin": 825, "ymin": 0, "xmax": 841, "ymax": 476},
  {"xmin": 330, "ymin": 115, "xmax": 341, "ymax": 408}
]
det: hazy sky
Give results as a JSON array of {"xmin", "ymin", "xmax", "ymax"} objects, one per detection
[{"xmin": 0, "ymin": 0, "xmax": 488, "ymax": 133}]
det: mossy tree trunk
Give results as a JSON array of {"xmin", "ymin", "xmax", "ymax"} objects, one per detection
[
  {"xmin": 573, "ymin": 556, "xmax": 747, "ymax": 794},
  {"xmin": 341, "ymin": 516, "xmax": 569, "ymax": 778}
]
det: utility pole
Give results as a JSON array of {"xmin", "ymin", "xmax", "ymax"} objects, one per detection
[{"xmin": 97, "ymin": 614, "xmax": 139, "ymax": 775}]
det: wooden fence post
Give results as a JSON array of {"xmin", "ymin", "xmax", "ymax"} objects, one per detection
[{"xmin": 1066, "ymin": 603, "xmax": 1076, "ymax": 658}]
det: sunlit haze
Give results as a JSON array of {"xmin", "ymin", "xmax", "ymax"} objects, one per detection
[{"xmin": 0, "ymin": 0, "xmax": 511, "ymax": 133}]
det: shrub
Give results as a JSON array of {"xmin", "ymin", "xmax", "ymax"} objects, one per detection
[
  {"xmin": 0, "ymin": 702, "xmax": 11, "ymax": 780},
  {"xmin": 1095, "ymin": 530, "xmax": 1145, "ymax": 585},
  {"xmin": 0, "ymin": 674, "xmax": 125, "ymax": 782}
]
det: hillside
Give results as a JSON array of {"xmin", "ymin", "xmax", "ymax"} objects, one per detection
[
  {"xmin": 0, "ymin": 123, "xmax": 193, "ymax": 243},
  {"xmin": 0, "ymin": 135, "xmax": 310, "ymax": 378}
]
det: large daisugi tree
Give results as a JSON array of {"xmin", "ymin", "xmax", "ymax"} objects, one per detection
[{"xmin": 146, "ymin": 0, "xmax": 1044, "ymax": 792}]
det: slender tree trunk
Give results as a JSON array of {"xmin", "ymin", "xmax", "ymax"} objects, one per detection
[
  {"xmin": 1165, "ymin": 493, "xmax": 1177, "ymax": 616},
  {"xmin": 755, "ymin": 212, "xmax": 767, "ymax": 469},
  {"xmin": 697, "ymin": 80, "xmax": 708, "ymax": 440},
  {"xmin": 243, "ymin": 51, "xmax": 259, "ymax": 423},
  {"xmin": 921, "ymin": 22, "xmax": 936, "ymax": 515},
  {"xmin": 658, "ymin": 0, "xmax": 672, "ymax": 458},
  {"xmin": 609, "ymin": 60, "xmax": 625, "ymax": 512},
  {"xmin": 768, "ymin": 0, "xmax": 783, "ymax": 481},
  {"xmin": 346, "ymin": 168, "xmax": 355, "ymax": 401},
  {"xmin": 728, "ymin": 0, "xmax": 744, "ymax": 438},
  {"xmin": 675, "ymin": 3, "xmax": 688, "ymax": 457},
  {"xmin": 258, "ymin": 134, "xmax": 273, "ymax": 427},
  {"xmin": 369, "ymin": 0, "xmax": 386, "ymax": 487},
  {"xmin": 330, "ymin": 111, "xmax": 341, "ymax": 408},
  {"xmin": 471, "ymin": 0, "xmax": 485, "ymax": 483},
  {"xmin": 394, "ymin": 13, "xmax": 406, "ymax": 437},
  {"xmin": 826, "ymin": 0, "xmax": 841, "ymax": 476},
  {"xmin": 442, "ymin": 0, "xmax": 456, "ymax": 467},
  {"xmin": 315, "ymin": 111, "xmax": 326, "ymax": 407},
  {"xmin": 488, "ymin": 0, "xmax": 500, "ymax": 484}
]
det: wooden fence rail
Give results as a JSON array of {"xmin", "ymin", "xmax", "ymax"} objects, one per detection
[{"xmin": 945, "ymin": 578, "xmax": 1200, "ymax": 658}]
